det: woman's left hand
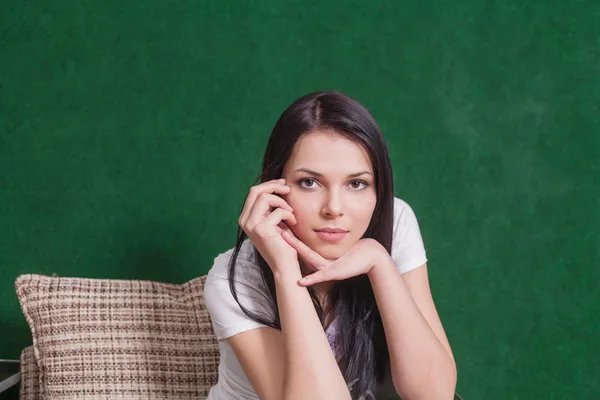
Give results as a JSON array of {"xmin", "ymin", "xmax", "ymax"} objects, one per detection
[{"xmin": 281, "ymin": 230, "xmax": 389, "ymax": 286}]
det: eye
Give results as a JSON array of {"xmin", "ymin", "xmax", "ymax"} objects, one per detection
[
  {"xmin": 350, "ymin": 180, "xmax": 369, "ymax": 190},
  {"xmin": 298, "ymin": 178, "xmax": 319, "ymax": 189}
]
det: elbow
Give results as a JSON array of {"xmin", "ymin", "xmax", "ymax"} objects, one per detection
[
  {"xmin": 433, "ymin": 359, "xmax": 457, "ymax": 400},
  {"xmin": 444, "ymin": 363, "xmax": 458, "ymax": 399},
  {"xmin": 284, "ymin": 391, "xmax": 350, "ymax": 400},
  {"xmin": 282, "ymin": 379, "xmax": 350, "ymax": 400},
  {"xmin": 282, "ymin": 380, "xmax": 352, "ymax": 400},
  {"xmin": 283, "ymin": 386, "xmax": 352, "ymax": 400},
  {"xmin": 393, "ymin": 362, "xmax": 457, "ymax": 400}
]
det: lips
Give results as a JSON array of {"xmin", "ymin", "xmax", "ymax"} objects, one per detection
[
  {"xmin": 315, "ymin": 228, "xmax": 347, "ymax": 233},
  {"xmin": 314, "ymin": 228, "xmax": 348, "ymax": 243}
]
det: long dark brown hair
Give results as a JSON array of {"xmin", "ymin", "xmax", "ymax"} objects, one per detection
[{"xmin": 228, "ymin": 91, "xmax": 395, "ymax": 398}]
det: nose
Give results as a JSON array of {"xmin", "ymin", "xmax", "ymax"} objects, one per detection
[{"xmin": 321, "ymin": 190, "xmax": 344, "ymax": 219}]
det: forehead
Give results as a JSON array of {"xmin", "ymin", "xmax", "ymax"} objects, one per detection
[{"xmin": 285, "ymin": 130, "xmax": 373, "ymax": 173}]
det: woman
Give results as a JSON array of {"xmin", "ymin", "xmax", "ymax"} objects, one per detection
[{"xmin": 204, "ymin": 91, "xmax": 457, "ymax": 399}]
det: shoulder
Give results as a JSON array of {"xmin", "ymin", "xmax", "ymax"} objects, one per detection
[
  {"xmin": 392, "ymin": 196, "xmax": 424, "ymax": 241},
  {"xmin": 204, "ymin": 238, "xmax": 272, "ymax": 339},
  {"xmin": 205, "ymin": 238, "xmax": 266, "ymax": 303},
  {"xmin": 207, "ymin": 238, "xmax": 260, "ymax": 281},
  {"xmin": 392, "ymin": 196, "xmax": 419, "ymax": 226},
  {"xmin": 391, "ymin": 196, "xmax": 428, "ymax": 274}
]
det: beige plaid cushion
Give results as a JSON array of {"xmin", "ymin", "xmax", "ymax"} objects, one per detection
[
  {"xmin": 20, "ymin": 346, "xmax": 42, "ymax": 400},
  {"xmin": 16, "ymin": 274, "xmax": 219, "ymax": 399}
]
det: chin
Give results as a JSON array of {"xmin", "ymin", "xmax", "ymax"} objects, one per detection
[{"xmin": 311, "ymin": 242, "xmax": 349, "ymax": 260}]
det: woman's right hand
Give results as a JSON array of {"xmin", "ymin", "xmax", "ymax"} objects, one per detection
[{"xmin": 238, "ymin": 178, "xmax": 299, "ymax": 275}]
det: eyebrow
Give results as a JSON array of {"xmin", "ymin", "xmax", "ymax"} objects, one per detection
[{"xmin": 294, "ymin": 168, "xmax": 373, "ymax": 179}]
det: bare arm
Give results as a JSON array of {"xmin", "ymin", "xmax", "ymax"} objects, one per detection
[
  {"xmin": 227, "ymin": 263, "xmax": 350, "ymax": 400},
  {"xmin": 275, "ymin": 265, "xmax": 351, "ymax": 399},
  {"xmin": 368, "ymin": 258, "xmax": 457, "ymax": 399}
]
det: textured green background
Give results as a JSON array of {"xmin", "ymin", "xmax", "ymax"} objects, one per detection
[{"xmin": 1, "ymin": 1, "xmax": 599, "ymax": 398}]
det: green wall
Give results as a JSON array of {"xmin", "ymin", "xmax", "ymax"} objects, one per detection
[{"xmin": 1, "ymin": 1, "xmax": 598, "ymax": 398}]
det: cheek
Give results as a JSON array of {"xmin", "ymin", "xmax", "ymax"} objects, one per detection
[
  {"xmin": 289, "ymin": 207, "xmax": 312, "ymax": 235},
  {"xmin": 283, "ymin": 192, "xmax": 316, "ymax": 217},
  {"xmin": 360, "ymin": 203, "xmax": 377, "ymax": 224},
  {"xmin": 287, "ymin": 209, "xmax": 321, "ymax": 246},
  {"xmin": 282, "ymin": 194, "xmax": 309, "ymax": 230},
  {"xmin": 351, "ymin": 197, "xmax": 377, "ymax": 233}
]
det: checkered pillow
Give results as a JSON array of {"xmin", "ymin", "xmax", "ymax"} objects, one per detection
[
  {"xmin": 20, "ymin": 346, "xmax": 42, "ymax": 400},
  {"xmin": 16, "ymin": 274, "xmax": 219, "ymax": 399}
]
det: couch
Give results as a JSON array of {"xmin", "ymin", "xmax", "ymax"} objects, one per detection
[{"xmin": 15, "ymin": 274, "xmax": 219, "ymax": 399}]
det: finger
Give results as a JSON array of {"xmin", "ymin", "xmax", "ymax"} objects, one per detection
[
  {"xmin": 256, "ymin": 208, "xmax": 297, "ymax": 235},
  {"xmin": 239, "ymin": 180, "xmax": 290, "ymax": 226},
  {"xmin": 278, "ymin": 221, "xmax": 296, "ymax": 236},
  {"xmin": 245, "ymin": 192, "xmax": 294, "ymax": 230},
  {"xmin": 240, "ymin": 180, "xmax": 289, "ymax": 225},
  {"xmin": 281, "ymin": 231, "xmax": 329, "ymax": 270},
  {"xmin": 297, "ymin": 269, "xmax": 335, "ymax": 286}
]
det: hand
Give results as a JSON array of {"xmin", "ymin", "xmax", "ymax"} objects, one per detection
[
  {"xmin": 238, "ymin": 178, "xmax": 299, "ymax": 274},
  {"xmin": 281, "ymin": 232, "xmax": 388, "ymax": 286}
]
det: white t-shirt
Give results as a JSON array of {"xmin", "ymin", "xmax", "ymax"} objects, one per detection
[{"xmin": 203, "ymin": 197, "xmax": 427, "ymax": 399}]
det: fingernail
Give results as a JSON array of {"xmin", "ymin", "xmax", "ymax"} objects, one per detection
[{"xmin": 299, "ymin": 278, "xmax": 308, "ymax": 285}]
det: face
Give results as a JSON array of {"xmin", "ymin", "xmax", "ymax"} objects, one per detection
[{"xmin": 281, "ymin": 130, "xmax": 377, "ymax": 261}]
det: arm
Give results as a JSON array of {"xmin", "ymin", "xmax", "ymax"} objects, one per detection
[
  {"xmin": 227, "ymin": 262, "xmax": 350, "ymax": 400},
  {"xmin": 368, "ymin": 257, "xmax": 457, "ymax": 399},
  {"xmin": 275, "ymin": 264, "xmax": 351, "ymax": 399}
]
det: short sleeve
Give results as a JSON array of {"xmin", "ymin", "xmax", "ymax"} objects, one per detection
[
  {"xmin": 204, "ymin": 242, "xmax": 273, "ymax": 340},
  {"xmin": 390, "ymin": 197, "xmax": 428, "ymax": 274}
]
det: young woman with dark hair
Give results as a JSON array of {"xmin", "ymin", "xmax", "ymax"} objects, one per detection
[{"xmin": 204, "ymin": 91, "xmax": 457, "ymax": 399}]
